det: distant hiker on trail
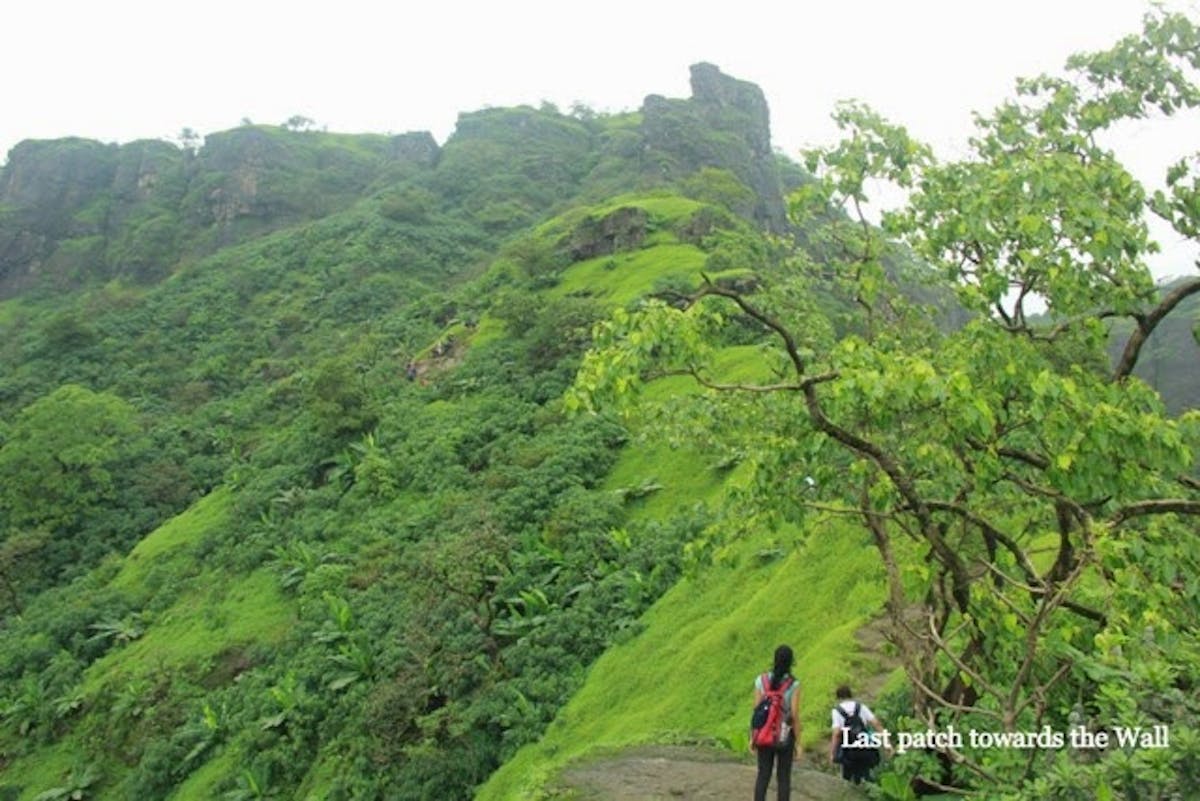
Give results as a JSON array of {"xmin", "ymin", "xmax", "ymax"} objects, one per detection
[
  {"xmin": 750, "ymin": 644, "xmax": 802, "ymax": 801},
  {"xmin": 830, "ymin": 684, "xmax": 883, "ymax": 784}
]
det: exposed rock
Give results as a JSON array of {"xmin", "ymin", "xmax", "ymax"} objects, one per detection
[
  {"xmin": 563, "ymin": 206, "xmax": 649, "ymax": 261},
  {"xmin": 195, "ymin": 126, "xmax": 291, "ymax": 173},
  {"xmin": 0, "ymin": 65, "xmax": 790, "ymax": 297},
  {"xmin": 0, "ymin": 139, "xmax": 120, "ymax": 293},
  {"xmin": 0, "ymin": 126, "xmax": 403, "ymax": 294},
  {"xmin": 690, "ymin": 63, "xmax": 786, "ymax": 231},
  {"xmin": 185, "ymin": 128, "xmax": 283, "ymax": 225},
  {"xmin": 638, "ymin": 64, "xmax": 787, "ymax": 232},
  {"xmin": 690, "ymin": 62, "xmax": 772, "ymax": 159},
  {"xmin": 204, "ymin": 168, "xmax": 262, "ymax": 226},
  {"xmin": 435, "ymin": 105, "xmax": 595, "ymax": 221},
  {"xmin": 388, "ymin": 131, "xmax": 440, "ymax": 168},
  {"xmin": 674, "ymin": 206, "xmax": 734, "ymax": 246},
  {"xmin": 111, "ymin": 140, "xmax": 186, "ymax": 202},
  {"xmin": 0, "ymin": 138, "xmax": 116, "ymax": 219},
  {"xmin": 0, "ymin": 228, "xmax": 46, "ymax": 296}
]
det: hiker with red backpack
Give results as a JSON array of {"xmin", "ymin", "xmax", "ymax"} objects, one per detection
[{"xmin": 750, "ymin": 645, "xmax": 802, "ymax": 801}]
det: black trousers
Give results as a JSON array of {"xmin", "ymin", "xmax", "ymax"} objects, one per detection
[
  {"xmin": 841, "ymin": 760, "xmax": 871, "ymax": 784},
  {"xmin": 753, "ymin": 741, "xmax": 794, "ymax": 801}
]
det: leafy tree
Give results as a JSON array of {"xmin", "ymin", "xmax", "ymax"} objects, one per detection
[
  {"xmin": 304, "ymin": 357, "xmax": 379, "ymax": 442},
  {"xmin": 282, "ymin": 115, "xmax": 316, "ymax": 132},
  {"xmin": 178, "ymin": 127, "xmax": 201, "ymax": 153},
  {"xmin": 37, "ymin": 312, "xmax": 99, "ymax": 355},
  {"xmin": 0, "ymin": 530, "xmax": 48, "ymax": 614},
  {"xmin": 0, "ymin": 385, "xmax": 139, "ymax": 533},
  {"xmin": 570, "ymin": 10, "xmax": 1200, "ymax": 797}
]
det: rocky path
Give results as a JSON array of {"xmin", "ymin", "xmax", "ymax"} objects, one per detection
[{"xmin": 556, "ymin": 746, "xmax": 868, "ymax": 800}]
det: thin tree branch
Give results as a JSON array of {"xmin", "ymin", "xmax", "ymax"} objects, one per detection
[
  {"xmin": 802, "ymin": 501, "xmax": 869, "ymax": 517},
  {"xmin": 995, "ymin": 446, "xmax": 1050, "ymax": 470},
  {"xmin": 927, "ymin": 500, "xmax": 1043, "ymax": 585},
  {"xmin": 1109, "ymin": 499, "xmax": 1200, "ymax": 527},
  {"xmin": 912, "ymin": 773, "xmax": 989, "ymax": 796},
  {"xmin": 1004, "ymin": 559, "xmax": 1087, "ymax": 727},
  {"xmin": 979, "ymin": 561, "xmax": 1106, "ymax": 624},
  {"xmin": 1013, "ymin": 661, "xmax": 1072, "ymax": 720},
  {"xmin": 925, "ymin": 613, "xmax": 1003, "ymax": 703},
  {"xmin": 1001, "ymin": 473, "xmax": 1092, "ymax": 521},
  {"xmin": 1113, "ymin": 276, "xmax": 1200, "ymax": 381},
  {"xmin": 659, "ymin": 365, "xmax": 840, "ymax": 393},
  {"xmin": 905, "ymin": 670, "xmax": 1003, "ymax": 721}
]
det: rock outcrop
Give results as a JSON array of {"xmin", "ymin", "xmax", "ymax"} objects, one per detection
[
  {"xmin": 563, "ymin": 206, "xmax": 650, "ymax": 261},
  {"xmin": 637, "ymin": 63, "xmax": 787, "ymax": 232},
  {"xmin": 0, "ymin": 127, "xmax": 439, "ymax": 295},
  {"xmin": 0, "ymin": 63, "xmax": 789, "ymax": 296}
]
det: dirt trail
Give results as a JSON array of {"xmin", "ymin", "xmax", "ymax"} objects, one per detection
[{"xmin": 556, "ymin": 746, "xmax": 868, "ymax": 801}]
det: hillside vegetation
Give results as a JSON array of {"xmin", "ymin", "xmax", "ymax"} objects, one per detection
[
  {"xmin": 0, "ymin": 63, "xmax": 839, "ymax": 800},
  {"xmin": 1, "ymin": 15, "xmax": 1199, "ymax": 801}
]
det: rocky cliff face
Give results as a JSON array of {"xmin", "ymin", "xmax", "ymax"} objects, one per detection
[
  {"xmin": 0, "ymin": 128, "xmax": 440, "ymax": 295},
  {"xmin": 689, "ymin": 62, "xmax": 772, "ymax": 158},
  {"xmin": 0, "ymin": 139, "xmax": 121, "ymax": 294},
  {"xmin": 0, "ymin": 64, "xmax": 788, "ymax": 296},
  {"xmin": 388, "ymin": 131, "xmax": 440, "ymax": 167},
  {"xmin": 637, "ymin": 63, "xmax": 787, "ymax": 232},
  {"xmin": 0, "ymin": 139, "xmax": 119, "ymax": 216}
]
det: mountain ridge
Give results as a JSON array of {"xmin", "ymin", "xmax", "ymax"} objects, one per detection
[
  {"xmin": 0, "ymin": 63, "xmax": 822, "ymax": 799},
  {"xmin": 1, "ymin": 41, "xmax": 1197, "ymax": 800}
]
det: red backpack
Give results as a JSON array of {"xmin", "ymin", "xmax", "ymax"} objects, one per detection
[{"xmin": 750, "ymin": 673, "xmax": 794, "ymax": 750}]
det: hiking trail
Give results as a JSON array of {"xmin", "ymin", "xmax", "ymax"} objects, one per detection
[{"xmin": 554, "ymin": 745, "xmax": 868, "ymax": 800}]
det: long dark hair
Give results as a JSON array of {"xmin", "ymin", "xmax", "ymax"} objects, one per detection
[{"xmin": 770, "ymin": 644, "xmax": 794, "ymax": 690}]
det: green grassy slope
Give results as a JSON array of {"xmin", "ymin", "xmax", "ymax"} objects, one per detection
[
  {"xmin": 470, "ymin": 192, "xmax": 894, "ymax": 798},
  {"xmin": 2, "ymin": 491, "xmax": 297, "ymax": 800},
  {"xmin": 477, "ymin": 430, "xmax": 889, "ymax": 800},
  {"xmin": 478, "ymin": 215, "xmax": 892, "ymax": 794},
  {"xmin": 0, "ymin": 188, "xmax": 891, "ymax": 800}
]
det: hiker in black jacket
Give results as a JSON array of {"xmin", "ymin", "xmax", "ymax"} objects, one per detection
[{"xmin": 830, "ymin": 684, "xmax": 884, "ymax": 783}]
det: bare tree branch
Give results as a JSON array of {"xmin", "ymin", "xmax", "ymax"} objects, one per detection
[
  {"xmin": 656, "ymin": 366, "xmax": 839, "ymax": 393},
  {"xmin": 1013, "ymin": 661, "xmax": 1072, "ymax": 721},
  {"xmin": 1005, "ymin": 559, "xmax": 1088, "ymax": 728},
  {"xmin": 925, "ymin": 614, "xmax": 1003, "ymax": 702},
  {"xmin": 912, "ymin": 772, "xmax": 992, "ymax": 795},
  {"xmin": 927, "ymin": 500, "xmax": 1043, "ymax": 585},
  {"xmin": 1113, "ymin": 277, "xmax": 1200, "ymax": 381},
  {"xmin": 1109, "ymin": 499, "xmax": 1200, "ymax": 527},
  {"xmin": 904, "ymin": 669, "xmax": 1003, "ymax": 721}
]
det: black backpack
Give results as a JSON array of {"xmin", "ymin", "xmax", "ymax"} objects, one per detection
[{"xmin": 836, "ymin": 702, "xmax": 881, "ymax": 768}]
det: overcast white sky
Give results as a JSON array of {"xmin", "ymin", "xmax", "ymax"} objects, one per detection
[{"xmin": 2, "ymin": 0, "xmax": 1196, "ymax": 276}]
